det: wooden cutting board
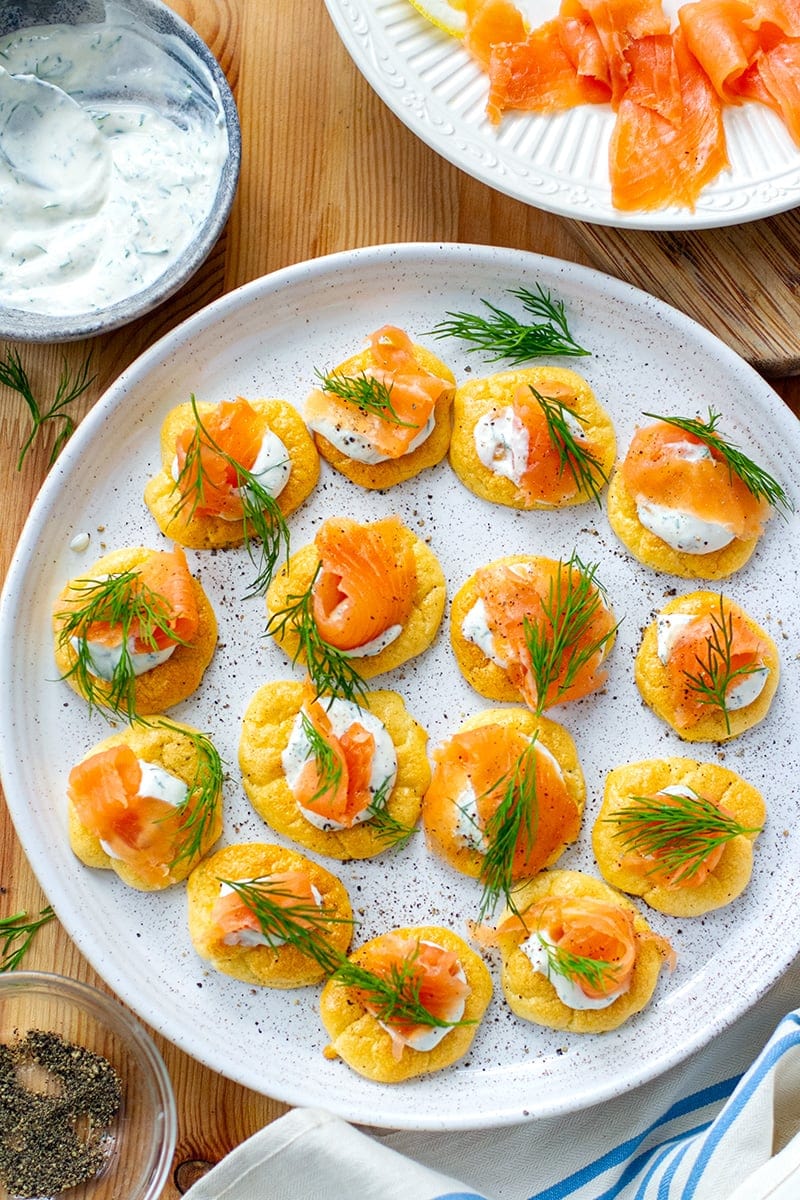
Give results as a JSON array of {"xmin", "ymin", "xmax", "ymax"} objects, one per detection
[{"xmin": 571, "ymin": 208, "xmax": 800, "ymax": 378}]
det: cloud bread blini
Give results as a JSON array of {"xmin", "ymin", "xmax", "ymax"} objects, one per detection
[
  {"xmin": 606, "ymin": 415, "xmax": 783, "ymax": 579},
  {"xmin": 449, "ymin": 366, "xmax": 615, "ymax": 509},
  {"xmin": 265, "ymin": 515, "xmax": 446, "ymax": 680},
  {"xmin": 304, "ymin": 326, "xmax": 455, "ymax": 489},
  {"xmin": 488, "ymin": 869, "xmax": 675, "ymax": 1034},
  {"xmin": 319, "ymin": 925, "xmax": 492, "ymax": 1082},
  {"xmin": 67, "ymin": 719, "xmax": 223, "ymax": 891},
  {"xmin": 52, "ymin": 545, "xmax": 217, "ymax": 715},
  {"xmin": 423, "ymin": 707, "xmax": 584, "ymax": 883},
  {"xmin": 592, "ymin": 757, "xmax": 765, "ymax": 917},
  {"xmin": 187, "ymin": 842, "xmax": 353, "ymax": 987},
  {"xmin": 238, "ymin": 681, "xmax": 429, "ymax": 861},
  {"xmin": 634, "ymin": 590, "xmax": 779, "ymax": 742},
  {"xmin": 144, "ymin": 396, "xmax": 319, "ymax": 550}
]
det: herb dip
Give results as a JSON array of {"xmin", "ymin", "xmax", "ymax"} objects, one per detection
[{"xmin": 0, "ymin": 3, "xmax": 229, "ymax": 316}]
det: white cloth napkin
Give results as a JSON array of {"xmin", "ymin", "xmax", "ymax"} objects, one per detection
[{"xmin": 186, "ymin": 960, "xmax": 800, "ymax": 1200}]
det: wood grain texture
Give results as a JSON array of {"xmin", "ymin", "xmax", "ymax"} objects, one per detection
[
  {"xmin": 573, "ymin": 211, "xmax": 800, "ymax": 378},
  {"xmin": 0, "ymin": 3, "xmax": 799, "ymax": 1198}
]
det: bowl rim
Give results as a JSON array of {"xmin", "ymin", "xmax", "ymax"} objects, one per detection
[
  {"xmin": 0, "ymin": 0, "xmax": 242, "ymax": 343},
  {"xmin": 0, "ymin": 969, "xmax": 178, "ymax": 1200}
]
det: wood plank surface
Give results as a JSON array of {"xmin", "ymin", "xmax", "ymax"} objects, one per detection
[{"xmin": 1, "ymin": 2, "xmax": 799, "ymax": 1197}]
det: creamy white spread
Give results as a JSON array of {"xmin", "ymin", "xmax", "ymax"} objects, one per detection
[
  {"xmin": 461, "ymin": 598, "xmax": 507, "ymax": 667},
  {"xmin": 215, "ymin": 879, "xmax": 323, "ymax": 948},
  {"xmin": 341, "ymin": 623, "xmax": 403, "ymax": 659},
  {"xmin": 0, "ymin": 3, "xmax": 229, "ymax": 315},
  {"xmin": 99, "ymin": 758, "xmax": 187, "ymax": 860},
  {"xmin": 307, "ymin": 408, "xmax": 435, "ymax": 464},
  {"xmin": 521, "ymin": 930, "xmax": 628, "ymax": 1011},
  {"xmin": 657, "ymin": 611, "xmax": 769, "ymax": 709},
  {"xmin": 75, "ymin": 634, "xmax": 175, "ymax": 681},
  {"xmin": 474, "ymin": 407, "xmax": 529, "ymax": 486},
  {"xmin": 378, "ymin": 941, "xmax": 467, "ymax": 1052},
  {"xmin": 281, "ymin": 699, "xmax": 398, "ymax": 831},
  {"xmin": 636, "ymin": 439, "xmax": 734, "ymax": 554}
]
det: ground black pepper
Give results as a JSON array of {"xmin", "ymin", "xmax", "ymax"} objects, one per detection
[{"xmin": 0, "ymin": 1029, "xmax": 122, "ymax": 1197}]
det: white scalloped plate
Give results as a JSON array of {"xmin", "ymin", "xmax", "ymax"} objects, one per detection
[
  {"xmin": 1, "ymin": 244, "xmax": 799, "ymax": 1130},
  {"xmin": 324, "ymin": 0, "xmax": 800, "ymax": 230}
]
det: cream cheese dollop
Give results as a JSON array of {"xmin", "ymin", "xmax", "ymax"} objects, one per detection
[
  {"xmin": 307, "ymin": 408, "xmax": 435, "ymax": 464},
  {"xmin": 520, "ymin": 930, "xmax": 628, "ymax": 1011}
]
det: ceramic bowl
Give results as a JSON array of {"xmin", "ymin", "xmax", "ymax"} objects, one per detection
[
  {"xmin": 0, "ymin": 970, "xmax": 176, "ymax": 1199},
  {"xmin": 0, "ymin": 0, "xmax": 241, "ymax": 342}
]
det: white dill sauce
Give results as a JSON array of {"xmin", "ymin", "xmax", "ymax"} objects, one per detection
[{"xmin": 0, "ymin": 3, "xmax": 229, "ymax": 316}]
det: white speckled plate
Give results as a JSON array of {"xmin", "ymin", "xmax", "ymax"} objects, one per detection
[
  {"xmin": 323, "ymin": 0, "xmax": 800, "ymax": 231},
  {"xmin": 1, "ymin": 243, "xmax": 799, "ymax": 1130}
]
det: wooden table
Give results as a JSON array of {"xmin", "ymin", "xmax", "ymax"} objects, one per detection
[{"xmin": 1, "ymin": 2, "xmax": 798, "ymax": 1194}]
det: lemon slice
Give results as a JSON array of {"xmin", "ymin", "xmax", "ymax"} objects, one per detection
[{"xmin": 407, "ymin": 0, "xmax": 467, "ymax": 39}]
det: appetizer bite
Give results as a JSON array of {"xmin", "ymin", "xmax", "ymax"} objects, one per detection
[
  {"xmin": 239, "ymin": 682, "xmax": 429, "ymax": 860},
  {"xmin": 593, "ymin": 757, "xmax": 765, "ymax": 917},
  {"xmin": 144, "ymin": 396, "xmax": 319, "ymax": 591},
  {"xmin": 67, "ymin": 719, "xmax": 223, "ymax": 890},
  {"xmin": 635, "ymin": 590, "xmax": 779, "ymax": 741},
  {"xmin": 265, "ymin": 515, "xmax": 446, "ymax": 683},
  {"xmin": 305, "ymin": 325, "xmax": 455, "ymax": 488},
  {"xmin": 448, "ymin": 366, "xmax": 615, "ymax": 509},
  {"xmin": 52, "ymin": 546, "xmax": 217, "ymax": 716},
  {"xmin": 187, "ymin": 842, "xmax": 353, "ymax": 987},
  {"xmin": 450, "ymin": 552, "xmax": 616, "ymax": 712},
  {"xmin": 484, "ymin": 869, "xmax": 675, "ymax": 1033},
  {"xmin": 423, "ymin": 707, "xmax": 584, "ymax": 913},
  {"xmin": 607, "ymin": 410, "xmax": 791, "ymax": 579},
  {"xmin": 319, "ymin": 925, "xmax": 492, "ymax": 1082}
]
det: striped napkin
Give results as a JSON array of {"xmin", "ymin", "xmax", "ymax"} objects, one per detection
[{"xmin": 186, "ymin": 959, "xmax": 800, "ymax": 1200}]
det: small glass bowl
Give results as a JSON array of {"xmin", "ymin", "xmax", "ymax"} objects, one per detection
[{"xmin": 0, "ymin": 971, "xmax": 177, "ymax": 1200}]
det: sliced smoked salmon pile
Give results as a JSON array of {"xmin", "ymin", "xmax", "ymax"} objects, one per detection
[
  {"xmin": 661, "ymin": 604, "xmax": 770, "ymax": 728},
  {"xmin": 356, "ymin": 933, "xmax": 470, "ymax": 1054},
  {"xmin": 174, "ymin": 398, "xmax": 272, "ymax": 520},
  {"xmin": 508, "ymin": 385, "xmax": 605, "ymax": 505},
  {"xmin": 312, "ymin": 516, "xmax": 417, "ymax": 653},
  {"xmin": 292, "ymin": 697, "xmax": 377, "ymax": 826},
  {"xmin": 73, "ymin": 547, "xmax": 199, "ymax": 654},
  {"xmin": 211, "ymin": 869, "xmax": 320, "ymax": 938},
  {"xmin": 68, "ymin": 744, "xmax": 188, "ymax": 887},
  {"xmin": 618, "ymin": 790, "xmax": 727, "ymax": 887},
  {"xmin": 305, "ymin": 326, "xmax": 452, "ymax": 461},
  {"xmin": 474, "ymin": 558, "xmax": 616, "ymax": 710},
  {"xmin": 680, "ymin": 0, "xmax": 800, "ymax": 143},
  {"xmin": 425, "ymin": 723, "xmax": 581, "ymax": 875},
  {"xmin": 620, "ymin": 420, "xmax": 771, "ymax": 540}
]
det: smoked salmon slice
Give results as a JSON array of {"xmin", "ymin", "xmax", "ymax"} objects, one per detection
[
  {"xmin": 508, "ymin": 386, "xmax": 608, "ymax": 505},
  {"xmin": 424, "ymin": 723, "xmax": 581, "ymax": 877},
  {"xmin": 312, "ymin": 516, "xmax": 417, "ymax": 653},
  {"xmin": 620, "ymin": 419, "xmax": 771, "ymax": 538},
  {"xmin": 486, "ymin": 20, "xmax": 611, "ymax": 123},
  {"xmin": 305, "ymin": 326, "xmax": 452, "ymax": 461},
  {"xmin": 68, "ymin": 744, "xmax": 188, "ymax": 887},
  {"xmin": 74, "ymin": 547, "xmax": 199, "ymax": 653},
  {"xmin": 292, "ymin": 697, "xmax": 377, "ymax": 826},
  {"xmin": 618, "ymin": 790, "xmax": 727, "ymax": 887},
  {"xmin": 211, "ymin": 869, "xmax": 321, "ymax": 937},
  {"xmin": 174, "ymin": 398, "xmax": 272, "ymax": 520}
]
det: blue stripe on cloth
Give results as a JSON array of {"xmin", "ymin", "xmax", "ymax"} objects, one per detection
[
  {"xmin": 682, "ymin": 1015, "xmax": 800, "ymax": 1199},
  {"xmin": 525, "ymin": 1077, "xmax": 738, "ymax": 1200}
]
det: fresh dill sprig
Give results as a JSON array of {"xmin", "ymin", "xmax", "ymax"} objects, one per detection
[
  {"xmin": 533, "ymin": 387, "xmax": 608, "ymax": 505},
  {"xmin": 643, "ymin": 408, "xmax": 794, "ymax": 516},
  {"xmin": 523, "ymin": 553, "xmax": 617, "ymax": 715},
  {"xmin": 0, "ymin": 347, "xmax": 95, "ymax": 470},
  {"xmin": 0, "ymin": 906, "xmax": 55, "ymax": 972},
  {"xmin": 538, "ymin": 933, "xmax": 621, "ymax": 995},
  {"xmin": 331, "ymin": 944, "xmax": 473, "ymax": 1031},
  {"xmin": 365, "ymin": 774, "xmax": 416, "ymax": 848},
  {"xmin": 162, "ymin": 726, "xmax": 224, "ymax": 872},
  {"xmin": 680, "ymin": 594, "xmax": 766, "ymax": 735},
  {"xmin": 608, "ymin": 789, "xmax": 762, "ymax": 884},
  {"xmin": 477, "ymin": 738, "xmax": 540, "ymax": 921},
  {"xmin": 173, "ymin": 396, "xmax": 291, "ymax": 596},
  {"xmin": 426, "ymin": 285, "xmax": 590, "ymax": 364},
  {"xmin": 55, "ymin": 570, "xmax": 184, "ymax": 717},
  {"xmin": 314, "ymin": 368, "xmax": 416, "ymax": 428},
  {"xmin": 300, "ymin": 710, "xmax": 344, "ymax": 804},
  {"xmin": 217, "ymin": 877, "xmax": 352, "ymax": 974},
  {"xmin": 266, "ymin": 564, "xmax": 369, "ymax": 706}
]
